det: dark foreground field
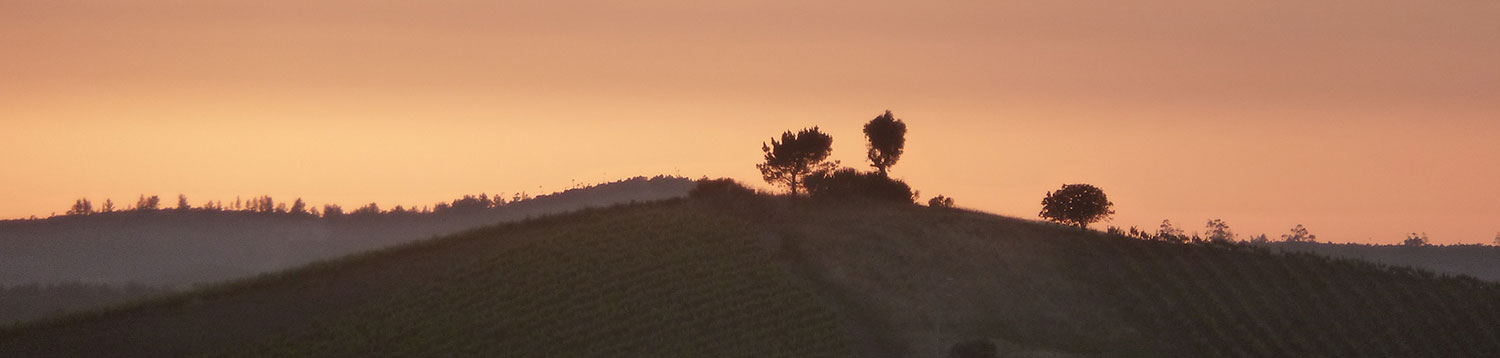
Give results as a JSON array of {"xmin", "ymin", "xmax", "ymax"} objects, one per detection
[{"xmin": 4, "ymin": 193, "xmax": 1499, "ymax": 357}]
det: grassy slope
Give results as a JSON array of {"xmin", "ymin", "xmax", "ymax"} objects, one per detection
[
  {"xmin": 770, "ymin": 202, "xmax": 1500, "ymax": 357},
  {"xmin": 5, "ymin": 195, "xmax": 1500, "ymax": 357},
  {"xmin": 0, "ymin": 200, "xmax": 853, "ymax": 357}
]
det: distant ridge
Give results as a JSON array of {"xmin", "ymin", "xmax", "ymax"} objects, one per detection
[{"xmin": 0, "ymin": 176, "xmax": 692, "ymax": 323}]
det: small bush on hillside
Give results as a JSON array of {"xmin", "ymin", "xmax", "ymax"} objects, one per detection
[
  {"xmin": 689, "ymin": 178, "xmax": 760, "ymax": 200},
  {"xmin": 1157, "ymin": 219, "xmax": 1186, "ymax": 243},
  {"xmin": 803, "ymin": 168, "xmax": 915, "ymax": 204},
  {"xmin": 928, "ymin": 195, "xmax": 955, "ymax": 208},
  {"xmin": 949, "ymin": 339, "xmax": 998, "ymax": 358},
  {"xmin": 1404, "ymin": 232, "xmax": 1429, "ymax": 247}
]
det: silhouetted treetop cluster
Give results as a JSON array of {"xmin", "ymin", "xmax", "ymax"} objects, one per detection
[
  {"xmin": 47, "ymin": 176, "xmax": 681, "ymax": 221},
  {"xmin": 756, "ymin": 110, "xmax": 922, "ymax": 204},
  {"xmin": 757, "ymin": 127, "xmax": 838, "ymax": 196}
]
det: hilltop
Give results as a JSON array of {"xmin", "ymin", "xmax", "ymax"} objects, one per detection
[{"xmin": 3, "ymin": 188, "xmax": 1499, "ymax": 357}]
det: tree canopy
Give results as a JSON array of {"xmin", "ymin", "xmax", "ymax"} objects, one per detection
[
  {"xmin": 1039, "ymin": 183, "xmax": 1115, "ymax": 228},
  {"xmin": 757, "ymin": 127, "xmax": 837, "ymax": 195},
  {"xmin": 862, "ymin": 110, "xmax": 907, "ymax": 177},
  {"xmin": 1282, "ymin": 224, "xmax": 1317, "ymax": 243}
]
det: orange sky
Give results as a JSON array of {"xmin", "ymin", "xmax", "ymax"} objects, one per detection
[{"xmin": 3, "ymin": 0, "xmax": 1498, "ymax": 244}]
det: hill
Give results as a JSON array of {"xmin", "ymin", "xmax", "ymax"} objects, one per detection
[
  {"xmin": 1264, "ymin": 241, "xmax": 1500, "ymax": 282},
  {"xmin": 4, "ymin": 191, "xmax": 1499, "ymax": 357},
  {"xmin": 0, "ymin": 176, "xmax": 692, "ymax": 324}
]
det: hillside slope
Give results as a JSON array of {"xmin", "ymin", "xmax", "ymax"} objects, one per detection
[
  {"xmin": 5, "ymin": 193, "xmax": 1500, "ymax": 357},
  {"xmin": 1266, "ymin": 241, "xmax": 1500, "ymax": 282},
  {"xmin": 0, "ymin": 200, "xmax": 852, "ymax": 357},
  {"xmin": 761, "ymin": 201, "xmax": 1500, "ymax": 357},
  {"xmin": 0, "ymin": 176, "xmax": 692, "ymax": 288},
  {"xmin": 0, "ymin": 176, "xmax": 691, "ymax": 324}
]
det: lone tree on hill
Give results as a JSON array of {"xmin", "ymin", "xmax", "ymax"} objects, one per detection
[
  {"xmin": 1039, "ymin": 183, "xmax": 1114, "ymax": 228},
  {"xmin": 757, "ymin": 127, "xmax": 837, "ymax": 195},
  {"xmin": 863, "ymin": 110, "xmax": 907, "ymax": 177}
]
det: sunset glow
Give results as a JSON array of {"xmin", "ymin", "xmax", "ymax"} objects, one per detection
[{"xmin": 4, "ymin": 0, "xmax": 1498, "ymax": 244}]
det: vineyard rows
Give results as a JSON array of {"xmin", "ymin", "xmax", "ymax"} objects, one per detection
[{"xmin": 221, "ymin": 205, "xmax": 853, "ymax": 357}]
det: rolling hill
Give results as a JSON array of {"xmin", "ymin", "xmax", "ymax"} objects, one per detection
[
  {"xmin": 3, "ymin": 189, "xmax": 1499, "ymax": 357},
  {"xmin": 0, "ymin": 176, "xmax": 692, "ymax": 324}
]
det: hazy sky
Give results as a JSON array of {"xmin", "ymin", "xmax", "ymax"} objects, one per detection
[{"xmin": 3, "ymin": 0, "xmax": 1498, "ymax": 244}]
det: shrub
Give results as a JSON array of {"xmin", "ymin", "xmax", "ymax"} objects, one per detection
[
  {"xmin": 928, "ymin": 195, "xmax": 955, "ymax": 208},
  {"xmin": 689, "ymin": 178, "xmax": 759, "ymax": 200},
  {"xmin": 803, "ymin": 168, "xmax": 915, "ymax": 204},
  {"xmin": 1403, "ymin": 232, "xmax": 1429, "ymax": 247}
]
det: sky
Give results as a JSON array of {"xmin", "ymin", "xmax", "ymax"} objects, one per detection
[{"xmin": 3, "ymin": 0, "xmax": 1498, "ymax": 244}]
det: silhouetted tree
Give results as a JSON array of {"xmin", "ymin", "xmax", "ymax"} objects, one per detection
[
  {"xmin": 949, "ymin": 339, "xmax": 997, "ymax": 358},
  {"xmin": 803, "ymin": 168, "xmax": 915, "ymax": 203},
  {"xmin": 135, "ymin": 195, "xmax": 160, "ymax": 211},
  {"xmin": 289, "ymin": 198, "xmax": 307, "ymax": 215},
  {"xmin": 66, "ymin": 198, "xmax": 93, "ymax": 215},
  {"xmin": 1205, "ymin": 219, "xmax": 1235, "ymax": 242},
  {"xmin": 757, "ymin": 127, "xmax": 838, "ymax": 195},
  {"xmin": 1038, "ymin": 184, "xmax": 1114, "ymax": 228},
  {"xmin": 243, "ymin": 195, "xmax": 275, "ymax": 213},
  {"xmin": 323, "ymin": 204, "xmax": 344, "ymax": 218},
  {"xmin": 1494, "ymin": 233, "xmax": 1500, "ymax": 246},
  {"xmin": 1282, "ymin": 224, "xmax": 1317, "ymax": 243},
  {"xmin": 176, "ymin": 195, "xmax": 190, "ymax": 211},
  {"xmin": 1403, "ymin": 232, "xmax": 1429, "ymax": 247},
  {"xmin": 1249, "ymin": 233, "xmax": 1270, "ymax": 244},
  {"xmin": 1125, "ymin": 226, "xmax": 1148, "ymax": 240},
  {"xmin": 1158, "ymin": 219, "xmax": 1186, "ymax": 243},
  {"xmin": 444, "ymin": 194, "xmax": 492, "ymax": 212},
  {"xmin": 928, "ymin": 195, "xmax": 955, "ymax": 208},
  {"xmin": 350, "ymin": 203, "xmax": 381, "ymax": 216},
  {"xmin": 100, "ymin": 199, "xmax": 115, "ymax": 213},
  {"xmin": 863, "ymin": 110, "xmax": 907, "ymax": 177}
]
